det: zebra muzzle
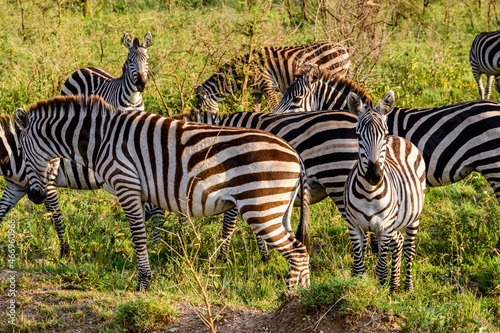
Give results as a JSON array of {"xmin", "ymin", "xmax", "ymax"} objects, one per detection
[
  {"xmin": 136, "ymin": 74, "xmax": 147, "ymax": 92},
  {"xmin": 365, "ymin": 160, "xmax": 383, "ymax": 186},
  {"xmin": 27, "ymin": 187, "xmax": 48, "ymax": 205}
]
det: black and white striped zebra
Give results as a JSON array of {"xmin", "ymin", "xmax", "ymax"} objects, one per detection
[
  {"xmin": 178, "ymin": 108, "xmax": 359, "ymax": 259},
  {"xmin": 61, "ymin": 32, "xmax": 152, "ymax": 111},
  {"xmin": 272, "ymin": 66, "xmax": 500, "ymax": 252},
  {"xmin": 469, "ymin": 31, "xmax": 500, "ymax": 99},
  {"xmin": 344, "ymin": 91, "xmax": 426, "ymax": 291},
  {"xmin": 195, "ymin": 41, "xmax": 351, "ymax": 112},
  {"xmin": 14, "ymin": 95, "xmax": 310, "ymax": 291},
  {"xmin": 273, "ymin": 64, "xmax": 370, "ymax": 114},
  {"xmin": 0, "ymin": 115, "xmax": 164, "ymax": 257}
]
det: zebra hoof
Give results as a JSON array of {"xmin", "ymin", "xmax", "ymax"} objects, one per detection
[
  {"xmin": 135, "ymin": 282, "xmax": 149, "ymax": 292},
  {"xmin": 260, "ymin": 253, "xmax": 270, "ymax": 262},
  {"xmin": 217, "ymin": 253, "xmax": 228, "ymax": 263},
  {"xmin": 60, "ymin": 243, "xmax": 70, "ymax": 258}
]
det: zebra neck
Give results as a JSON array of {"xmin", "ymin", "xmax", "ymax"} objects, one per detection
[{"xmin": 115, "ymin": 74, "xmax": 143, "ymax": 111}]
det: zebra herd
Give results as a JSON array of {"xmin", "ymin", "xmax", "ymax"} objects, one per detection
[{"xmin": 2, "ymin": 30, "xmax": 500, "ymax": 293}]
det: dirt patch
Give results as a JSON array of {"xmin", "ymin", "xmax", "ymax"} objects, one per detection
[
  {"xmin": 167, "ymin": 299, "xmax": 401, "ymax": 333},
  {"xmin": 0, "ymin": 271, "xmax": 400, "ymax": 333}
]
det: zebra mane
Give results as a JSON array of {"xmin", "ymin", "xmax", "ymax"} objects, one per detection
[
  {"xmin": 0, "ymin": 114, "xmax": 15, "ymax": 134},
  {"xmin": 26, "ymin": 95, "xmax": 119, "ymax": 118},
  {"xmin": 0, "ymin": 114, "xmax": 16, "ymax": 166},
  {"xmin": 297, "ymin": 67, "xmax": 373, "ymax": 104}
]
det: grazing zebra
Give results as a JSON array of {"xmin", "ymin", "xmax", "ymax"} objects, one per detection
[
  {"xmin": 344, "ymin": 91, "xmax": 426, "ymax": 291},
  {"xmin": 273, "ymin": 64, "xmax": 370, "ymax": 114},
  {"xmin": 273, "ymin": 66, "xmax": 500, "ymax": 252},
  {"xmin": 178, "ymin": 108, "xmax": 359, "ymax": 259},
  {"xmin": 61, "ymin": 32, "xmax": 152, "ymax": 111},
  {"xmin": 469, "ymin": 31, "xmax": 500, "ymax": 99},
  {"xmin": 195, "ymin": 41, "xmax": 351, "ymax": 112},
  {"xmin": 0, "ymin": 115, "xmax": 163, "ymax": 257},
  {"xmin": 14, "ymin": 95, "xmax": 310, "ymax": 291}
]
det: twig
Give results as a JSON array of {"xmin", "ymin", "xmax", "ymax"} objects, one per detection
[
  {"xmin": 149, "ymin": 70, "xmax": 170, "ymax": 117},
  {"xmin": 312, "ymin": 295, "xmax": 346, "ymax": 331}
]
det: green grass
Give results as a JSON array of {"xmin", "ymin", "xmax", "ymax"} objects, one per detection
[{"xmin": 1, "ymin": 0, "xmax": 500, "ymax": 331}]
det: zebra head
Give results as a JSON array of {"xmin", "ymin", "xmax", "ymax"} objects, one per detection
[
  {"xmin": 348, "ymin": 90, "xmax": 395, "ymax": 186},
  {"xmin": 273, "ymin": 64, "xmax": 321, "ymax": 114},
  {"xmin": 14, "ymin": 108, "xmax": 60, "ymax": 204},
  {"xmin": 123, "ymin": 32, "xmax": 152, "ymax": 93}
]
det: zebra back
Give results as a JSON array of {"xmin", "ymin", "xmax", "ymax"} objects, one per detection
[{"xmin": 61, "ymin": 32, "xmax": 152, "ymax": 111}]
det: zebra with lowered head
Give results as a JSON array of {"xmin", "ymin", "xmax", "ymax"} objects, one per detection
[
  {"xmin": 469, "ymin": 31, "xmax": 500, "ymax": 99},
  {"xmin": 195, "ymin": 41, "xmax": 351, "ymax": 112},
  {"xmin": 0, "ymin": 114, "xmax": 164, "ymax": 257},
  {"xmin": 273, "ymin": 65, "xmax": 500, "ymax": 253},
  {"xmin": 61, "ymin": 32, "xmax": 152, "ymax": 111},
  {"xmin": 344, "ymin": 91, "xmax": 426, "ymax": 291},
  {"xmin": 14, "ymin": 95, "xmax": 310, "ymax": 291}
]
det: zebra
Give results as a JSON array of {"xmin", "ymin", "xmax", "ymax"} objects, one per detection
[
  {"xmin": 0, "ymin": 114, "xmax": 164, "ymax": 257},
  {"xmin": 344, "ymin": 91, "xmax": 426, "ymax": 291},
  {"xmin": 273, "ymin": 64, "xmax": 370, "ymax": 114},
  {"xmin": 469, "ymin": 31, "xmax": 500, "ymax": 99},
  {"xmin": 14, "ymin": 95, "xmax": 311, "ymax": 291},
  {"xmin": 177, "ymin": 108, "xmax": 360, "ymax": 260},
  {"xmin": 195, "ymin": 41, "xmax": 351, "ymax": 113},
  {"xmin": 272, "ymin": 65, "xmax": 500, "ymax": 252},
  {"xmin": 61, "ymin": 32, "xmax": 152, "ymax": 111}
]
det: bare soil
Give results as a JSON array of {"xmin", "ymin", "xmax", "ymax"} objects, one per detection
[{"xmin": 0, "ymin": 269, "xmax": 401, "ymax": 333}]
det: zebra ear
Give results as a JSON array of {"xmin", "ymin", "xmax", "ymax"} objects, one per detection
[
  {"xmin": 123, "ymin": 33, "xmax": 133, "ymax": 49},
  {"xmin": 142, "ymin": 32, "xmax": 152, "ymax": 48},
  {"xmin": 14, "ymin": 108, "xmax": 29, "ymax": 131},
  {"xmin": 308, "ymin": 64, "xmax": 320, "ymax": 85},
  {"xmin": 378, "ymin": 90, "xmax": 395, "ymax": 115},
  {"xmin": 347, "ymin": 92, "xmax": 363, "ymax": 116}
]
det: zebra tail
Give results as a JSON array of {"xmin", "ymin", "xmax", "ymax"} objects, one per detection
[{"xmin": 295, "ymin": 159, "xmax": 311, "ymax": 252}]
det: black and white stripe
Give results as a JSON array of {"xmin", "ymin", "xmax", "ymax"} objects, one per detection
[
  {"xmin": 469, "ymin": 31, "xmax": 500, "ymax": 99},
  {"xmin": 61, "ymin": 32, "xmax": 152, "ymax": 111},
  {"xmin": 273, "ymin": 66, "xmax": 500, "ymax": 252},
  {"xmin": 344, "ymin": 91, "xmax": 426, "ymax": 291},
  {"xmin": 181, "ymin": 108, "xmax": 360, "ymax": 258},
  {"xmin": 14, "ymin": 95, "xmax": 310, "ymax": 291},
  {"xmin": 195, "ymin": 41, "xmax": 351, "ymax": 112},
  {"xmin": 0, "ymin": 115, "xmax": 163, "ymax": 257}
]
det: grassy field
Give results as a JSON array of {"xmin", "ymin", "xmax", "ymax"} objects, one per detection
[{"xmin": 0, "ymin": 0, "xmax": 500, "ymax": 332}]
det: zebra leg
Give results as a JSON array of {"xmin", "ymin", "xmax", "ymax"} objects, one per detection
[
  {"xmin": 219, "ymin": 208, "xmax": 238, "ymax": 262},
  {"xmin": 263, "ymin": 88, "xmax": 280, "ymax": 110},
  {"xmin": 240, "ymin": 209, "xmax": 309, "ymax": 289},
  {"xmin": 389, "ymin": 231, "xmax": 404, "ymax": 292},
  {"xmin": 473, "ymin": 70, "xmax": 485, "ymax": 99},
  {"xmin": 144, "ymin": 202, "xmax": 165, "ymax": 246},
  {"xmin": 485, "ymin": 75, "xmax": 494, "ymax": 99},
  {"xmin": 478, "ymin": 170, "xmax": 500, "ymax": 253},
  {"xmin": 404, "ymin": 221, "xmax": 419, "ymax": 291},
  {"xmin": 44, "ymin": 185, "xmax": 70, "ymax": 257},
  {"xmin": 349, "ymin": 224, "xmax": 366, "ymax": 277},
  {"xmin": 252, "ymin": 92, "xmax": 263, "ymax": 113},
  {"xmin": 375, "ymin": 234, "xmax": 391, "ymax": 287},
  {"xmin": 0, "ymin": 183, "xmax": 27, "ymax": 224},
  {"xmin": 116, "ymin": 187, "xmax": 152, "ymax": 292}
]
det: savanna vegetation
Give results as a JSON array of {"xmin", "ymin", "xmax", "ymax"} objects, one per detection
[{"xmin": 0, "ymin": 0, "xmax": 500, "ymax": 332}]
